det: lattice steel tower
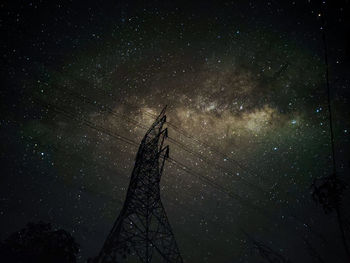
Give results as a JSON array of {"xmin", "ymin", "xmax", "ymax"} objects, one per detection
[{"xmin": 93, "ymin": 107, "xmax": 183, "ymax": 263}]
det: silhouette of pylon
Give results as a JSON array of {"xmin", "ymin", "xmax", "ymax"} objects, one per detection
[{"xmin": 94, "ymin": 106, "xmax": 183, "ymax": 263}]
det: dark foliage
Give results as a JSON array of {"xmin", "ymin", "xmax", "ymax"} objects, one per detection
[
  {"xmin": 0, "ymin": 221, "xmax": 79, "ymax": 263},
  {"xmin": 302, "ymin": 237, "xmax": 325, "ymax": 263},
  {"xmin": 311, "ymin": 174, "xmax": 345, "ymax": 214},
  {"xmin": 310, "ymin": 175, "xmax": 350, "ymax": 259}
]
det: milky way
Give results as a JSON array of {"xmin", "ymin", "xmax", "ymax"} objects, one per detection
[{"xmin": 1, "ymin": 1, "xmax": 350, "ymax": 263}]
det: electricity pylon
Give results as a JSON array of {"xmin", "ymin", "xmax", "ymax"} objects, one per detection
[{"xmin": 93, "ymin": 106, "xmax": 183, "ymax": 263}]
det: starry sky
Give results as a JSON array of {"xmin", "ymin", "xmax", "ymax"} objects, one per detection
[{"xmin": 1, "ymin": 0, "xmax": 350, "ymax": 262}]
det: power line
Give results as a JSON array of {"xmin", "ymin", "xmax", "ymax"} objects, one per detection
[
  {"xmin": 42, "ymin": 74, "xmax": 281, "ymax": 193},
  {"xmin": 166, "ymin": 156, "xmax": 272, "ymax": 220},
  {"xmin": 41, "ymin": 85, "xmax": 271, "ymax": 197},
  {"xmin": 46, "ymin": 84, "xmax": 149, "ymax": 130},
  {"xmin": 39, "ymin": 86, "xmax": 312, "ymax": 218},
  {"xmin": 35, "ymin": 99, "xmax": 139, "ymax": 147},
  {"xmin": 36, "ymin": 99, "xmax": 271, "ymax": 218},
  {"xmin": 167, "ymin": 136, "xmax": 270, "ymax": 197},
  {"xmin": 143, "ymin": 111, "xmax": 253, "ymax": 171},
  {"xmin": 36, "ymin": 99, "xmax": 327, "ymax": 244}
]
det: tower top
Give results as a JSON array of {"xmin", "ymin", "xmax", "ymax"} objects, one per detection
[{"xmin": 145, "ymin": 105, "xmax": 167, "ymax": 137}]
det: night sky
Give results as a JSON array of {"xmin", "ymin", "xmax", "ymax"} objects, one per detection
[{"xmin": 1, "ymin": 0, "xmax": 350, "ymax": 262}]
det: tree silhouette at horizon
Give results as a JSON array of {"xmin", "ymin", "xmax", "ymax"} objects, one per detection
[{"xmin": 0, "ymin": 221, "xmax": 79, "ymax": 263}]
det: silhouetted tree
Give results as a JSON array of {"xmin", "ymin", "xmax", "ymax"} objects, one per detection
[
  {"xmin": 311, "ymin": 175, "xmax": 350, "ymax": 258},
  {"xmin": 0, "ymin": 221, "xmax": 79, "ymax": 263},
  {"xmin": 302, "ymin": 237, "xmax": 325, "ymax": 263},
  {"xmin": 311, "ymin": 175, "xmax": 344, "ymax": 214}
]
